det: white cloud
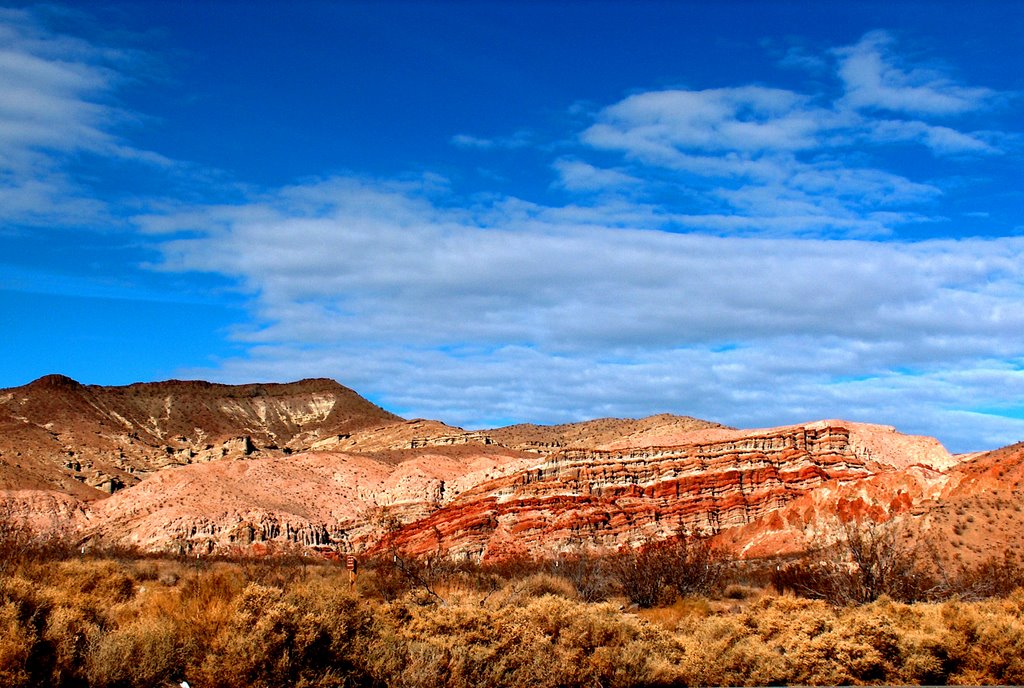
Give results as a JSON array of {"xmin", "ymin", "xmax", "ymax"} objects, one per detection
[
  {"xmin": 574, "ymin": 31, "xmax": 1008, "ymax": 238},
  {"xmin": 835, "ymin": 30, "xmax": 996, "ymax": 115},
  {"xmin": 865, "ymin": 120, "xmax": 998, "ymax": 154},
  {"xmin": 551, "ymin": 159, "xmax": 641, "ymax": 192},
  {"xmin": 0, "ymin": 6, "xmax": 167, "ymax": 226},
  {"xmin": 776, "ymin": 44, "xmax": 829, "ymax": 74},
  {"xmin": 450, "ymin": 133, "xmax": 498, "ymax": 149},
  {"xmin": 150, "ymin": 176, "xmax": 1024, "ymax": 452},
  {"xmin": 582, "ymin": 86, "xmax": 837, "ymax": 156},
  {"xmin": 451, "ymin": 130, "xmax": 533, "ymax": 150}
]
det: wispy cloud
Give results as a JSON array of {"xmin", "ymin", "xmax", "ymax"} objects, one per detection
[
  {"xmin": 864, "ymin": 119, "xmax": 998, "ymax": 154},
  {"xmin": 576, "ymin": 31, "xmax": 1012, "ymax": 240},
  {"xmin": 146, "ymin": 175, "xmax": 1024, "ymax": 450},
  {"xmin": 835, "ymin": 30, "xmax": 996, "ymax": 115},
  {"xmin": 551, "ymin": 159, "xmax": 642, "ymax": 192},
  {"xmin": 450, "ymin": 130, "xmax": 534, "ymax": 150},
  {"xmin": 0, "ymin": 6, "xmax": 168, "ymax": 227}
]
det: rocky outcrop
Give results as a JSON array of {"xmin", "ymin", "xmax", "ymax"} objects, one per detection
[
  {"xmin": 409, "ymin": 432, "xmax": 493, "ymax": 449},
  {"xmin": 5, "ymin": 375, "xmax": 998, "ymax": 563},
  {"xmin": 382, "ymin": 421, "xmax": 957, "ymax": 560},
  {"xmin": 79, "ymin": 444, "xmax": 534, "ymax": 555},
  {"xmin": 0, "ymin": 376, "xmax": 403, "ymax": 498}
]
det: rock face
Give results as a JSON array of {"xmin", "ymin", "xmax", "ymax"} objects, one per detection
[
  {"xmin": 83, "ymin": 444, "xmax": 534, "ymax": 554},
  {"xmin": 382, "ymin": 420, "xmax": 959, "ymax": 560},
  {"xmin": 716, "ymin": 440, "xmax": 1024, "ymax": 563},
  {"xmin": 6, "ymin": 374, "xmax": 1021, "ymax": 563}
]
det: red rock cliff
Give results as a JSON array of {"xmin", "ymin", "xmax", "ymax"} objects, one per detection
[{"xmin": 383, "ymin": 420, "xmax": 954, "ymax": 560}]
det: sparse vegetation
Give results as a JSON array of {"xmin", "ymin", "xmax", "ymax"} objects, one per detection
[
  {"xmin": 4, "ymin": 517, "xmax": 1024, "ymax": 687},
  {"xmin": 611, "ymin": 531, "xmax": 722, "ymax": 608},
  {"xmin": 771, "ymin": 519, "xmax": 934, "ymax": 604}
]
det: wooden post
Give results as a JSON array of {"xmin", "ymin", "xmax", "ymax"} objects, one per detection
[{"xmin": 346, "ymin": 555, "xmax": 357, "ymax": 591}]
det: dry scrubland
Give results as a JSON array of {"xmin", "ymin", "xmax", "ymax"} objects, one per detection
[{"xmin": 4, "ymin": 531, "xmax": 1024, "ymax": 688}]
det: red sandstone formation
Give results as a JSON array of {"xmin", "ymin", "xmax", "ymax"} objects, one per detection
[
  {"xmin": 381, "ymin": 419, "xmax": 961, "ymax": 560},
  {"xmin": 82, "ymin": 444, "xmax": 534, "ymax": 553},
  {"xmin": 3, "ymin": 374, "xmax": 1021, "ymax": 562}
]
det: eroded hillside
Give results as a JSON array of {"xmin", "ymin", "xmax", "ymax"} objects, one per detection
[{"xmin": 3, "ymin": 374, "xmax": 1019, "ymax": 562}]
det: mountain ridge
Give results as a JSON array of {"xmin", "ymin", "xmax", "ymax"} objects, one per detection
[
  {"xmin": 2, "ymin": 374, "xmax": 1020, "ymax": 564},
  {"xmin": 0, "ymin": 374, "xmax": 402, "ymax": 498}
]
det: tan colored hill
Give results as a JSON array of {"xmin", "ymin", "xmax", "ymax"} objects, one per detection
[
  {"xmin": 6, "ymin": 374, "xmax": 1023, "ymax": 564},
  {"xmin": 922, "ymin": 441, "xmax": 1024, "ymax": 565},
  {"xmin": 0, "ymin": 374, "xmax": 402, "ymax": 498},
  {"xmin": 310, "ymin": 418, "xmax": 496, "ymax": 454},
  {"xmin": 488, "ymin": 413, "xmax": 728, "ymax": 452},
  {"xmin": 81, "ymin": 443, "xmax": 534, "ymax": 554}
]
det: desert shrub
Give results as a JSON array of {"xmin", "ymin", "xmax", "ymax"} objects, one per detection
[
  {"xmin": 613, "ymin": 533, "xmax": 722, "ymax": 607},
  {"xmin": 674, "ymin": 595, "xmax": 918, "ymax": 685},
  {"xmin": 934, "ymin": 592, "xmax": 1024, "ymax": 684},
  {"xmin": 0, "ymin": 601, "xmax": 32, "ymax": 687},
  {"xmin": 44, "ymin": 605, "xmax": 102, "ymax": 686},
  {"xmin": 722, "ymin": 583, "xmax": 758, "ymax": 600},
  {"xmin": 223, "ymin": 541, "xmax": 315, "ymax": 587},
  {"xmin": 478, "ymin": 553, "xmax": 541, "ymax": 582},
  {"xmin": 943, "ymin": 551, "xmax": 1024, "ymax": 600},
  {"xmin": 361, "ymin": 554, "xmax": 418, "ymax": 601},
  {"xmin": 361, "ymin": 549, "xmax": 460, "ymax": 605},
  {"xmin": 11, "ymin": 549, "xmax": 1024, "ymax": 687},
  {"xmin": 363, "ymin": 593, "xmax": 685, "ymax": 688},
  {"xmin": 196, "ymin": 583, "xmax": 301, "ymax": 686},
  {"xmin": 611, "ymin": 543, "xmax": 668, "ymax": 607},
  {"xmin": 130, "ymin": 560, "xmax": 160, "ymax": 582},
  {"xmin": 515, "ymin": 572, "xmax": 578, "ymax": 599},
  {"xmin": 548, "ymin": 549, "xmax": 616, "ymax": 602},
  {"xmin": 771, "ymin": 519, "xmax": 937, "ymax": 604},
  {"xmin": 194, "ymin": 579, "xmax": 372, "ymax": 688},
  {"xmin": 86, "ymin": 615, "xmax": 181, "ymax": 688}
]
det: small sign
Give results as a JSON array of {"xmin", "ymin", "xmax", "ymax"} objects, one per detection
[{"xmin": 346, "ymin": 555, "xmax": 357, "ymax": 571}]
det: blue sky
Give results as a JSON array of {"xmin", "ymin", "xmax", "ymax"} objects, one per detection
[{"xmin": 1, "ymin": 1, "xmax": 1023, "ymax": 452}]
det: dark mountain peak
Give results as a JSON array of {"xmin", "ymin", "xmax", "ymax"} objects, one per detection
[
  {"xmin": 25, "ymin": 374, "xmax": 84, "ymax": 391},
  {"xmin": 109, "ymin": 377, "xmax": 359, "ymax": 399}
]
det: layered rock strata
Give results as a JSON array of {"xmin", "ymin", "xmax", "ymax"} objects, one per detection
[
  {"xmin": 5, "ymin": 374, "xmax": 999, "ymax": 563},
  {"xmin": 384, "ymin": 421, "xmax": 956, "ymax": 560},
  {"xmin": 80, "ymin": 444, "xmax": 535, "ymax": 554}
]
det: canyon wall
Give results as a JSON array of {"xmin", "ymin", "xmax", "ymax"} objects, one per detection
[
  {"xmin": 9, "ymin": 375, "xmax": 1016, "ymax": 562},
  {"xmin": 384, "ymin": 421, "xmax": 957, "ymax": 560}
]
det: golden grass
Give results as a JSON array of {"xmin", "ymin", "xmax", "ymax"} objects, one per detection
[{"xmin": 3, "ymin": 554, "xmax": 1024, "ymax": 687}]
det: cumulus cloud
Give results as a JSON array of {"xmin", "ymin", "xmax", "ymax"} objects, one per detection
[{"xmin": 148, "ymin": 176, "xmax": 1024, "ymax": 451}]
